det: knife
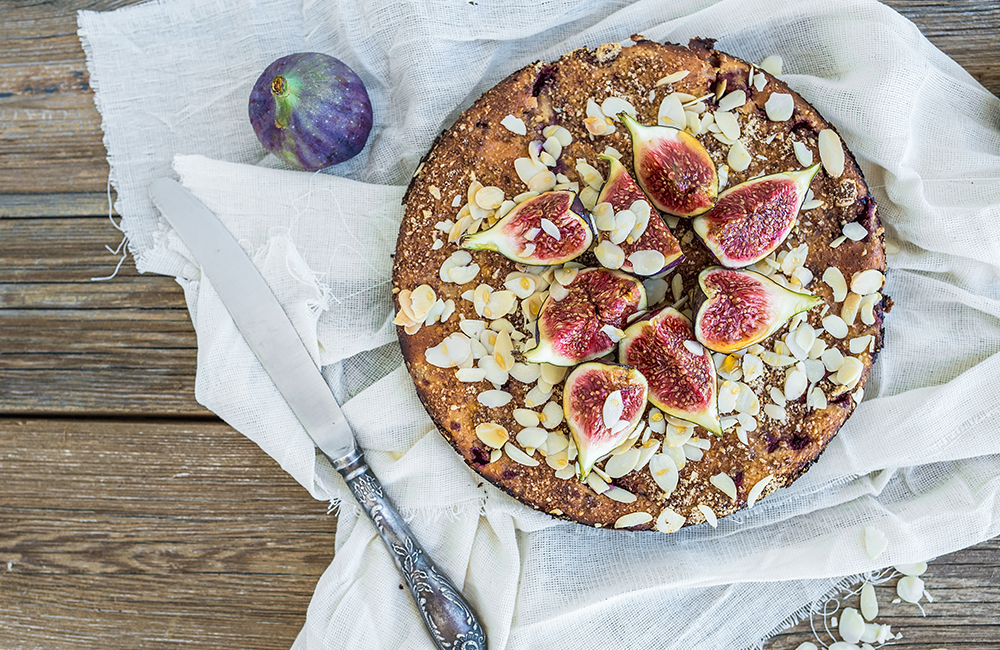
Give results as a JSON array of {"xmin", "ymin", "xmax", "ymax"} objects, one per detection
[{"xmin": 150, "ymin": 178, "xmax": 487, "ymax": 650}]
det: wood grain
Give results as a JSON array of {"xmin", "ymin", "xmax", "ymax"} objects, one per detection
[
  {"xmin": 1, "ymin": 1, "xmax": 998, "ymax": 649},
  {"xmin": 0, "ymin": 215, "xmax": 206, "ymax": 416},
  {"xmin": 0, "ymin": 418, "xmax": 334, "ymax": 650}
]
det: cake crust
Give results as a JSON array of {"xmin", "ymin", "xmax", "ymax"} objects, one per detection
[{"xmin": 393, "ymin": 38, "xmax": 886, "ymax": 531}]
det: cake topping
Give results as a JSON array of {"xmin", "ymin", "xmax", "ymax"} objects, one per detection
[
  {"xmin": 692, "ymin": 165, "xmax": 820, "ymax": 267},
  {"xmin": 620, "ymin": 112, "xmax": 719, "ymax": 217},
  {"xmin": 564, "ymin": 362, "xmax": 649, "ymax": 479},
  {"xmin": 694, "ymin": 268, "xmax": 824, "ymax": 353}
]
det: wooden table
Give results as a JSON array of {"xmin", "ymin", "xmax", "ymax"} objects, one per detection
[{"xmin": 1, "ymin": 2, "xmax": 997, "ymax": 648}]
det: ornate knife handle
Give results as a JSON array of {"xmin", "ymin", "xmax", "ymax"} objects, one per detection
[{"xmin": 329, "ymin": 448, "xmax": 487, "ymax": 650}]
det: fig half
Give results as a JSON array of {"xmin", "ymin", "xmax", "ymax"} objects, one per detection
[
  {"xmin": 523, "ymin": 268, "xmax": 646, "ymax": 366},
  {"xmin": 694, "ymin": 267, "xmax": 823, "ymax": 353},
  {"xmin": 619, "ymin": 112, "xmax": 717, "ymax": 217},
  {"xmin": 619, "ymin": 306, "xmax": 722, "ymax": 435},
  {"xmin": 594, "ymin": 154, "xmax": 684, "ymax": 276},
  {"xmin": 692, "ymin": 165, "xmax": 820, "ymax": 267},
  {"xmin": 563, "ymin": 362, "xmax": 649, "ymax": 480},
  {"xmin": 461, "ymin": 190, "xmax": 593, "ymax": 265}
]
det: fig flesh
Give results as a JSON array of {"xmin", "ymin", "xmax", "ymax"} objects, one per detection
[
  {"xmin": 619, "ymin": 306, "xmax": 722, "ymax": 435},
  {"xmin": 524, "ymin": 268, "xmax": 646, "ymax": 366},
  {"xmin": 694, "ymin": 267, "xmax": 823, "ymax": 353},
  {"xmin": 461, "ymin": 191, "xmax": 593, "ymax": 265},
  {"xmin": 594, "ymin": 154, "xmax": 684, "ymax": 276},
  {"xmin": 692, "ymin": 165, "xmax": 820, "ymax": 267},
  {"xmin": 249, "ymin": 52, "xmax": 373, "ymax": 171},
  {"xmin": 563, "ymin": 362, "xmax": 649, "ymax": 480},
  {"xmin": 619, "ymin": 112, "xmax": 718, "ymax": 217}
]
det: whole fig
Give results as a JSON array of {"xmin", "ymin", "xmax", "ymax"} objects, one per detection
[{"xmin": 249, "ymin": 52, "xmax": 373, "ymax": 171}]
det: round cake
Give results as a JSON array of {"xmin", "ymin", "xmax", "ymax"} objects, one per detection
[{"xmin": 392, "ymin": 37, "xmax": 886, "ymax": 532}]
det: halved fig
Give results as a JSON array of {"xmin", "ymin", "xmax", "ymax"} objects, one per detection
[
  {"xmin": 593, "ymin": 154, "xmax": 684, "ymax": 276},
  {"xmin": 694, "ymin": 267, "xmax": 823, "ymax": 353},
  {"xmin": 523, "ymin": 268, "xmax": 646, "ymax": 366},
  {"xmin": 619, "ymin": 306, "xmax": 721, "ymax": 435},
  {"xmin": 619, "ymin": 112, "xmax": 717, "ymax": 217},
  {"xmin": 563, "ymin": 361, "xmax": 648, "ymax": 480},
  {"xmin": 692, "ymin": 164, "xmax": 820, "ymax": 267},
  {"xmin": 461, "ymin": 190, "xmax": 593, "ymax": 265}
]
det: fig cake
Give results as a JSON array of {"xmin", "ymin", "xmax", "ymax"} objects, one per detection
[{"xmin": 392, "ymin": 37, "xmax": 886, "ymax": 532}]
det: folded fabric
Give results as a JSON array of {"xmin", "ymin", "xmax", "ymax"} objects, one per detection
[{"xmin": 79, "ymin": 0, "xmax": 1000, "ymax": 647}]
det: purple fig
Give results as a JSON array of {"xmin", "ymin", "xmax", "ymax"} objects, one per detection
[
  {"xmin": 524, "ymin": 268, "xmax": 646, "ymax": 366},
  {"xmin": 563, "ymin": 362, "xmax": 649, "ymax": 479},
  {"xmin": 619, "ymin": 112, "xmax": 717, "ymax": 217},
  {"xmin": 692, "ymin": 165, "xmax": 820, "ymax": 267},
  {"xmin": 461, "ymin": 191, "xmax": 593, "ymax": 265},
  {"xmin": 619, "ymin": 306, "xmax": 721, "ymax": 435},
  {"xmin": 594, "ymin": 154, "xmax": 684, "ymax": 276},
  {"xmin": 249, "ymin": 52, "xmax": 373, "ymax": 171},
  {"xmin": 694, "ymin": 267, "xmax": 822, "ymax": 353}
]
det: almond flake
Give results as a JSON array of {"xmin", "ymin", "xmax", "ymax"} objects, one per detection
[
  {"xmin": 478, "ymin": 389, "xmax": 512, "ymax": 407},
  {"xmin": 601, "ymin": 96, "xmax": 636, "ymax": 121},
  {"xmin": 822, "ymin": 266, "xmax": 849, "ymax": 302},
  {"xmin": 710, "ymin": 473, "xmax": 738, "ymax": 501},
  {"xmin": 717, "ymin": 89, "xmax": 747, "ymax": 112},
  {"xmin": 627, "ymin": 250, "xmax": 665, "ymax": 276},
  {"xmin": 456, "ymin": 367, "xmax": 487, "ymax": 383},
  {"xmin": 605, "ymin": 448, "xmax": 641, "ymax": 478},
  {"xmin": 728, "ymin": 140, "xmax": 751, "ymax": 172},
  {"xmin": 746, "ymin": 475, "xmax": 773, "ymax": 508},
  {"xmin": 513, "ymin": 408, "xmax": 540, "ymax": 427},
  {"xmin": 897, "ymin": 576, "xmax": 924, "ymax": 603},
  {"xmin": 822, "ymin": 314, "xmax": 849, "ymax": 339},
  {"xmin": 861, "ymin": 582, "xmax": 879, "ymax": 621},
  {"xmin": 843, "ymin": 222, "xmax": 868, "ymax": 241},
  {"xmin": 793, "ymin": 140, "xmax": 814, "ymax": 167},
  {"xmin": 851, "ymin": 269, "xmax": 884, "ymax": 295},
  {"xmin": 713, "ymin": 110, "xmax": 739, "ymax": 140},
  {"xmin": 763, "ymin": 403, "xmax": 787, "ymax": 421},
  {"xmin": 656, "ymin": 70, "xmax": 690, "ymax": 86},
  {"xmin": 764, "ymin": 93, "xmax": 794, "ymax": 122},
  {"xmin": 648, "ymin": 453, "xmax": 679, "ymax": 496},
  {"xmin": 476, "ymin": 422, "xmax": 509, "ymax": 448},
  {"xmin": 516, "ymin": 426, "xmax": 548, "ymax": 450},
  {"xmin": 758, "ymin": 55, "xmax": 783, "ymax": 75},
  {"xmin": 819, "ymin": 129, "xmax": 845, "ymax": 178},
  {"xmin": 539, "ymin": 217, "xmax": 561, "ymax": 241},
  {"xmin": 683, "ymin": 340, "xmax": 704, "ymax": 356},
  {"xmin": 835, "ymin": 356, "xmax": 864, "ymax": 387},
  {"xmin": 595, "ymin": 240, "xmax": 625, "ymax": 270},
  {"xmin": 500, "ymin": 114, "xmax": 527, "ymax": 135},
  {"xmin": 697, "ymin": 504, "xmax": 718, "ymax": 528},
  {"xmin": 614, "ymin": 511, "xmax": 652, "ymax": 529},
  {"xmin": 657, "ymin": 94, "xmax": 687, "ymax": 127},
  {"xmin": 841, "ymin": 292, "xmax": 862, "ymax": 326},
  {"xmin": 655, "ymin": 507, "xmax": 685, "ymax": 533},
  {"xmin": 503, "ymin": 441, "xmax": 539, "ymax": 466}
]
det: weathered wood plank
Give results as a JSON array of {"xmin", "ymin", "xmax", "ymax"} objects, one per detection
[
  {"xmin": 0, "ymin": 192, "xmax": 114, "ymax": 218},
  {"xmin": 765, "ymin": 555, "xmax": 1000, "ymax": 649},
  {"xmin": 0, "ymin": 0, "xmax": 998, "ymax": 195},
  {"xmin": 0, "ymin": 417, "xmax": 332, "ymax": 649},
  {"xmin": 0, "ymin": 216, "xmax": 206, "ymax": 414}
]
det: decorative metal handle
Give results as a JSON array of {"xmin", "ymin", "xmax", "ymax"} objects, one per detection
[{"xmin": 329, "ymin": 448, "xmax": 487, "ymax": 650}]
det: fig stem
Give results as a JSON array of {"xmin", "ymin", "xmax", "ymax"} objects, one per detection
[{"xmin": 271, "ymin": 75, "xmax": 293, "ymax": 129}]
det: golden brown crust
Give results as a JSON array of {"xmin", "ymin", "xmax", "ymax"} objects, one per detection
[{"xmin": 393, "ymin": 38, "xmax": 886, "ymax": 531}]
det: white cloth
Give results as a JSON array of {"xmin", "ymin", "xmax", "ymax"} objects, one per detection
[{"xmin": 78, "ymin": 0, "xmax": 1000, "ymax": 648}]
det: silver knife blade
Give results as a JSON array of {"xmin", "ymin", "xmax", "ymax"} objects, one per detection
[{"xmin": 150, "ymin": 177, "xmax": 357, "ymax": 461}]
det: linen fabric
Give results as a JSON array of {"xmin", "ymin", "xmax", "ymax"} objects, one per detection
[{"xmin": 78, "ymin": 0, "xmax": 1000, "ymax": 647}]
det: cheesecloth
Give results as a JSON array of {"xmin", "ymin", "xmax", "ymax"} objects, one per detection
[{"xmin": 78, "ymin": 0, "xmax": 1000, "ymax": 647}]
